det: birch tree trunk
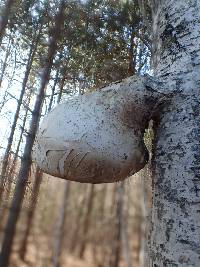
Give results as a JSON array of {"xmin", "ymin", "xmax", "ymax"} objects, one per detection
[{"xmin": 150, "ymin": 1, "xmax": 200, "ymax": 266}]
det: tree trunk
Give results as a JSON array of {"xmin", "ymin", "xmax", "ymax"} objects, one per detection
[
  {"xmin": 110, "ymin": 183, "xmax": 123, "ymax": 267},
  {"xmin": 0, "ymin": 91, "xmax": 32, "ymax": 231},
  {"xmin": 0, "ymin": 0, "xmax": 15, "ymax": 45},
  {"xmin": 0, "ymin": 33, "xmax": 12, "ymax": 87},
  {"xmin": 7, "ymin": 90, "xmax": 32, "ymax": 179},
  {"xmin": 69, "ymin": 189, "xmax": 88, "ymax": 254},
  {"xmin": 128, "ymin": 29, "xmax": 136, "ymax": 76},
  {"xmin": 0, "ymin": 32, "xmax": 40, "ymax": 202},
  {"xmin": 150, "ymin": 1, "xmax": 200, "ymax": 266},
  {"xmin": 0, "ymin": 2, "xmax": 66, "ymax": 266},
  {"xmin": 19, "ymin": 167, "xmax": 42, "ymax": 261},
  {"xmin": 52, "ymin": 181, "xmax": 70, "ymax": 267},
  {"xmin": 119, "ymin": 184, "xmax": 132, "ymax": 267},
  {"xmin": 79, "ymin": 184, "xmax": 95, "ymax": 259},
  {"xmin": 139, "ymin": 168, "xmax": 152, "ymax": 267},
  {"xmin": 48, "ymin": 68, "xmax": 60, "ymax": 113},
  {"xmin": 57, "ymin": 75, "xmax": 66, "ymax": 104}
]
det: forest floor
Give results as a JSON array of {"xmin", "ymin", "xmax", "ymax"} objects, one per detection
[
  {"xmin": 10, "ymin": 237, "xmax": 138, "ymax": 267},
  {"xmin": 10, "ymin": 234, "xmax": 100, "ymax": 267}
]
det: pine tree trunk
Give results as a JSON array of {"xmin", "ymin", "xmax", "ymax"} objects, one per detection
[
  {"xmin": 19, "ymin": 167, "xmax": 42, "ymax": 261},
  {"xmin": 0, "ymin": 34, "xmax": 12, "ymax": 87},
  {"xmin": 128, "ymin": 29, "xmax": 136, "ymax": 76},
  {"xmin": 48, "ymin": 69, "xmax": 60, "ymax": 113},
  {"xmin": 139, "ymin": 168, "xmax": 152, "ymax": 267},
  {"xmin": 79, "ymin": 184, "xmax": 95, "ymax": 259},
  {"xmin": 57, "ymin": 75, "xmax": 66, "ymax": 104},
  {"xmin": 0, "ymin": 0, "xmax": 15, "ymax": 45},
  {"xmin": 69, "ymin": 189, "xmax": 88, "ymax": 253},
  {"xmin": 110, "ymin": 183, "xmax": 123, "ymax": 267},
  {"xmin": 0, "ymin": 33, "xmax": 40, "ymax": 202},
  {"xmin": 150, "ymin": 1, "xmax": 200, "ymax": 266},
  {"xmin": 0, "ymin": 2, "xmax": 66, "ymax": 266},
  {"xmin": 52, "ymin": 181, "xmax": 70, "ymax": 267},
  {"xmin": 119, "ymin": 184, "xmax": 132, "ymax": 267},
  {"xmin": 7, "ymin": 90, "xmax": 32, "ymax": 179},
  {"xmin": 0, "ymin": 91, "xmax": 32, "ymax": 231}
]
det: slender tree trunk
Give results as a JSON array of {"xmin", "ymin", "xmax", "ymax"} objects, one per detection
[
  {"xmin": 99, "ymin": 185, "xmax": 109, "ymax": 266},
  {"xmin": 51, "ymin": 65, "xmax": 70, "ymax": 267},
  {"xmin": 128, "ymin": 29, "xmax": 136, "ymax": 76},
  {"xmin": 139, "ymin": 168, "xmax": 152, "ymax": 267},
  {"xmin": 78, "ymin": 184, "xmax": 95, "ymax": 259},
  {"xmin": 48, "ymin": 69, "xmax": 60, "ymax": 112},
  {"xmin": 0, "ymin": 0, "xmax": 15, "ymax": 45},
  {"xmin": 0, "ymin": 33, "xmax": 40, "ymax": 202},
  {"xmin": 0, "ymin": 34, "xmax": 12, "ymax": 87},
  {"xmin": 110, "ymin": 183, "xmax": 123, "ymax": 267},
  {"xmin": 0, "ymin": 49, "xmax": 16, "ymax": 113},
  {"xmin": 52, "ymin": 182, "xmax": 70, "ymax": 267},
  {"xmin": 150, "ymin": 1, "xmax": 200, "ymax": 266},
  {"xmin": 69, "ymin": 190, "xmax": 88, "ymax": 253},
  {"xmin": 99, "ymin": 184, "xmax": 107, "ymax": 220},
  {"xmin": 119, "ymin": 184, "xmax": 132, "ymax": 267},
  {"xmin": 132, "ymin": 187, "xmax": 143, "ymax": 267},
  {"xmin": 0, "ymin": 91, "xmax": 32, "ymax": 231},
  {"xmin": 19, "ymin": 69, "xmax": 63, "ymax": 261},
  {"xmin": 19, "ymin": 167, "xmax": 42, "ymax": 261},
  {"xmin": 20, "ymin": 52, "xmax": 63, "ymax": 261},
  {"xmin": 7, "ymin": 90, "xmax": 32, "ymax": 179},
  {"xmin": 0, "ymin": 2, "xmax": 66, "ymax": 266},
  {"xmin": 57, "ymin": 75, "xmax": 66, "ymax": 104}
]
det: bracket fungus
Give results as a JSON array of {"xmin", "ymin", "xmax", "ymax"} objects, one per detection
[{"xmin": 33, "ymin": 75, "xmax": 158, "ymax": 183}]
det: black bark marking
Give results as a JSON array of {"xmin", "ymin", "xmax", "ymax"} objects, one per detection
[{"xmin": 166, "ymin": 219, "xmax": 174, "ymax": 242}]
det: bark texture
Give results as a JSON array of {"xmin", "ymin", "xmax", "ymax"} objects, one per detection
[{"xmin": 150, "ymin": 1, "xmax": 200, "ymax": 266}]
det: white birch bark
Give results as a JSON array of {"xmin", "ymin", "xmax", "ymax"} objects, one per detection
[{"xmin": 150, "ymin": 0, "xmax": 200, "ymax": 266}]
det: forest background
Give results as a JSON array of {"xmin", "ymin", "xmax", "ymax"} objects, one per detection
[{"xmin": 0, "ymin": 1, "xmax": 152, "ymax": 266}]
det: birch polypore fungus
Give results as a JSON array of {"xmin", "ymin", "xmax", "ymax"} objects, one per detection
[{"xmin": 34, "ymin": 75, "xmax": 158, "ymax": 183}]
